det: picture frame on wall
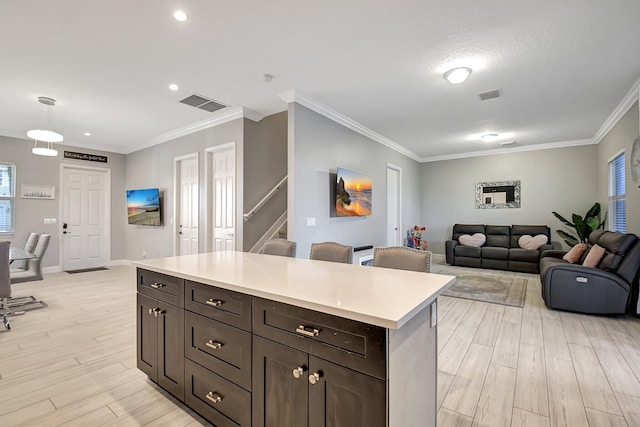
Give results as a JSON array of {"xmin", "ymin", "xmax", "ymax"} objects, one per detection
[{"xmin": 21, "ymin": 184, "xmax": 55, "ymax": 200}]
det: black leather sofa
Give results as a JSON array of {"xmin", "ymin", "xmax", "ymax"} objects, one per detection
[
  {"xmin": 445, "ymin": 224, "xmax": 552, "ymax": 273},
  {"xmin": 540, "ymin": 230, "xmax": 640, "ymax": 314}
]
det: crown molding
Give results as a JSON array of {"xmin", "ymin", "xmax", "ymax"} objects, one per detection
[
  {"xmin": 592, "ymin": 75, "xmax": 640, "ymax": 143},
  {"xmin": 420, "ymin": 138, "xmax": 597, "ymax": 163},
  {"xmin": 125, "ymin": 107, "xmax": 264, "ymax": 154},
  {"xmin": 278, "ymin": 90, "xmax": 422, "ymax": 162}
]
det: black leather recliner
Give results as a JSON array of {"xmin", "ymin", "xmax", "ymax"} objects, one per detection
[{"xmin": 540, "ymin": 230, "xmax": 640, "ymax": 314}]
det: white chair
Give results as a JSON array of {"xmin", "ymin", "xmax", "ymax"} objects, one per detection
[
  {"xmin": 0, "ymin": 241, "xmax": 11, "ymax": 331},
  {"xmin": 11, "ymin": 234, "xmax": 50, "ymax": 284},
  {"xmin": 11, "ymin": 232, "xmax": 40, "ymax": 270}
]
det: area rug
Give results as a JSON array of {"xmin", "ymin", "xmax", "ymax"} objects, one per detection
[
  {"xmin": 66, "ymin": 267, "xmax": 109, "ymax": 274},
  {"xmin": 442, "ymin": 275, "xmax": 527, "ymax": 307},
  {"xmin": 2, "ymin": 296, "xmax": 48, "ymax": 314}
]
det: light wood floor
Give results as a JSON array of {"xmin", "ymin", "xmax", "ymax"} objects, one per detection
[{"xmin": 1, "ymin": 265, "xmax": 640, "ymax": 426}]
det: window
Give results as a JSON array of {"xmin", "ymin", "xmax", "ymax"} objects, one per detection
[
  {"xmin": 608, "ymin": 153, "xmax": 626, "ymax": 232},
  {"xmin": 0, "ymin": 162, "xmax": 15, "ymax": 234}
]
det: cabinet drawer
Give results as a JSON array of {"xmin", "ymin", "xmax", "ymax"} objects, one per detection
[
  {"xmin": 252, "ymin": 297, "xmax": 386, "ymax": 380},
  {"xmin": 137, "ymin": 268, "xmax": 184, "ymax": 307},
  {"xmin": 185, "ymin": 311, "xmax": 251, "ymax": 390},
  {"xmin": 185, "ymin": 359, "xmax": 251, "ymax": 427},
  {"xmin": 185, "ymin": 280, "xmax": 251, "ymax": 331}
]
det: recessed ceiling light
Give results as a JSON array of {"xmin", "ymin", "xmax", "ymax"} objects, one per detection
[
  {"xmin": 173, "ymin": 10, "xmax": 187, "ymax": 22},
  {"xmin": 169, "ymin": 83, "xmax": 179, "ymax": 91},
  {"xmin": 84, "ymin": 132, "xmax": 91, "ymax": 136},
  {"xmin": 481, "ymin": 133, "xmax": 499, "ymax": 142},
  {"xmin": 444, "ymin": 67, "xmax": 472, "ymax": 84}
]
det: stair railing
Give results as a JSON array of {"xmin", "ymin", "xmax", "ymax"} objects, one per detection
[{"xmin": 243, "ymin": 176, "xmax": 287, "ymax": 222}]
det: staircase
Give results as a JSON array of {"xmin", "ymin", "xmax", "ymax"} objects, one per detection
[{"xmin": 244, "ymin": 176, "xmax": 288, "ymax": 253}]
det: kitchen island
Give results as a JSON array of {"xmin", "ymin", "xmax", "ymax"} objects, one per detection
[{"xmin": 135, "ymin": 251, "xmax": 455, "ymax": 427}]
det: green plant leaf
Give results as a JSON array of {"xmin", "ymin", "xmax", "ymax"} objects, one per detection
[
  {"xmin": 584, "ymin": 202, "xmax": 601, "ymax": 220},
  {"xmin": 572, "ymin": 214, "xmax": 588, "ymax": 242},
  {"xmin": 557, "ymin": 230, "xmax": 578, "ymax": 245},
  {"xmin": 552, "ymin": 211, "xmax": 574, "ymax": 227}
]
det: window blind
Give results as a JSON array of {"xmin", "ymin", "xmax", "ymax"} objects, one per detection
[
  {"xmin": 0, "ymin": 162, "xmax": 15, "ymax": 234},
  {"xmin": 608, "ymin": 153, "xmax": 626, "ymax": 233}
]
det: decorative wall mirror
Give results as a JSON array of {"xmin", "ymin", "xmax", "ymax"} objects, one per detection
[{"xmin": 476, "ymin": 180, "xmax": 521, "ymax": 209}]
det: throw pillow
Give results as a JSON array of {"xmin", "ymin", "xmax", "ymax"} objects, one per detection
[
  {"xmin": 458, "ymin": 233, "xmax": 486, "ymax": 247},
  {"xmin": 562, "ymin": 243, "xmax": 588, "ymax": 263},
  {"xmin": 582, "ymin": 244, "xmax": 606, "ymax": 268},
  {"xmin": 518, "ymin": 234, "xmax": 549, "ymax": 250}
]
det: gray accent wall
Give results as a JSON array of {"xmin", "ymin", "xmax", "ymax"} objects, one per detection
[
  {"xmin": 124, "ymin": 119, "xmax": 244, "ymax": 261},
  {"xmin": 243, "ymin": 111, "xmax": 288, "ymax": 251},
  {"xmin": 597, "ymin": 101, "xmax": 639, "ymax": 236},
  {"xmin": 421, "ymin": 145, "xmax": 599, "ymax": 253},
  {"xmin": 0, "ymin": 135, "xmax": 126, "ymax": 268},
  {"xmin": 288, "ymin": 103, "xmax": 422, "ymax": 259}
]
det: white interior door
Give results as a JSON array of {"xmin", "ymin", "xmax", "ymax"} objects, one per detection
[
  {"xmin": 176, "ymin": 155, "xmax": 199, "ymax": 255},
  {"xmin": 62, "ymin": 166, "xmax": 109, "ymax": 271},
  {"xmin": 213, "ymin": 148, "xmax": 235, "ymax": 251},
  {"xmin": 387, "ymin": 165, "xmax": 401, "ymax": 246}
]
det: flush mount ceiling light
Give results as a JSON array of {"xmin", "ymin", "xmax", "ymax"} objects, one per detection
[
  {"xmin": 173, "ymin": 10, "xmax": 187, "ymax": 21},
  {"xmin": 169, "ymin": 83, "xmax": 179, "ymax": 91},
  {"xmin": 84, "ymin": 132, "xmax": 91, "ymax": 136},
  {"xmin": 443, "ymin": 67, "xmax": 472, "ymax": 84},
  {"xmin": 481, "ymin": 133, "xmax": 500, "ymax": 142},
  {"xmin": 27, "ymin": 97, "xmax": 63, "ymax": 157}
]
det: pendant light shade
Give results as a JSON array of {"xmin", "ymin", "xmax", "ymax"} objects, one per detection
[{"xmin": 28, "ymin": 97, "xmax": 63, "ymax": 157}]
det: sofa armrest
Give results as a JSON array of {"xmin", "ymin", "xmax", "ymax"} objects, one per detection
[
  {"xmin": 544, "ymin": 264, "xmax": 631, "ymax": 292},
  {"xmin": 541, "ymin": 249, "xmax": 566, "ymax": 259},
  {"xmin": 445, "ymin": 240, "xmax": 457, "ymax": 265}
]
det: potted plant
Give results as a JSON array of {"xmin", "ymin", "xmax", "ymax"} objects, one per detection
[{"xmin": 552, "ymin": 202, "xmax": 606, "ymax": 247}]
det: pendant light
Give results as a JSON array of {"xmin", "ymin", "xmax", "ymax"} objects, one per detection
[{"xmin": 28, "ymin": 97, "xmax": 63, "ymax": 157}]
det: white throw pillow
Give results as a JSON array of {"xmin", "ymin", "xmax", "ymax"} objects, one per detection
[
  {"xmin": 518, "ymin": 234, "xmax": 548, "ymax": 250},
  {"xmin": 458, "ymin": 233, "xmax": 486, "ymax": 247}
]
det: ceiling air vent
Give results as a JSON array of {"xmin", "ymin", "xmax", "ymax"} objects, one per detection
[
  {"xmin": 478, "ymin": 89, "xmax": 501, "ymax": 101},
  {"xmin": 179, "ymin": 94, "xmax": 227, "ymax": 113}
]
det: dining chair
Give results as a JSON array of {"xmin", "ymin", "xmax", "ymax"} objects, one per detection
[
  {"xmin": 11, "ymin": 232, "xmax": 40, "ymax": 270},
  {"xmin": 373, "ymin": 246, "xmax": 432, "ymax": 273},
  {"xmin": 310, "ymin": 242, "xmax": 353, "ymax": 264},
  {"xmin": 0, "ymin": 241, "xmax": 11, "ymax": 331},
  {"xmin": 262, "ymin": 238, "xmax": 297, "ymax": 257},
  {"xmin": 11, "ymin": 234, "xmax": 50, "ymax": 284}
]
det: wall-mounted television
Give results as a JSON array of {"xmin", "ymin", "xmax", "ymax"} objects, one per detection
[
  {"xmin": 336, "ymin": 167, "xmax": 372, "ymax": 217},
  {"xmin": 126, "ymin": 188, "xmax": 161, "ymax": 226}
]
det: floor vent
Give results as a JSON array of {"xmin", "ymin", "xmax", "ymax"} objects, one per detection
[
  {"xmin": 478, "ymin": 89, "xmax": 501, "ymax": 101},
  {"xmin": 179, "ymin": 94, "xmax": 227, "ymax": 113}
]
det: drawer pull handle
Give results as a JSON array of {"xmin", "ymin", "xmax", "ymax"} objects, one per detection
[
  {"xmin": 308, "ymin": 372, "xmax": 321, "ymax": 385},
  {"xmin": 206, "ymin": 340, "xmax": 223, "ymax": 350},
  {"xmin": 206, "ymin": 391, "xmax": 223, "ymax": 404},
  {"xmin": 148, "ymin": 308, "xmax": 155, "ymax": 316},
  {"xmin": 150, "ymin": 283, "xmax": 164, "ymax": 289},
  {"xmin": 296, "ymin": 325, "xmax": 320, "ymax": 337},
  {"xmin": 205, "ymin": 299, "xmax": 224, "ymax": 307},
  {"xmin": 292, "ymin": 366, "xmax": 305, "ymax": 379}
]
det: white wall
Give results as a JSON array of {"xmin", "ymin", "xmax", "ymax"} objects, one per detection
[
  {"xmin": 288, "ymin": 103, "xmax": 422, "ymax": 258},
  {"xmin": 421, "ymin": 145, "xmax": 599, "ymax": 253},
  {"xmin": 597, "ymin": 101, "xmax": 640, "ymax": 236}
]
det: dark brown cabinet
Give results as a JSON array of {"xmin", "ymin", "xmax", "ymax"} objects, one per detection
[{"xmin": 136, "ymin": 270, "xmax": 185, "ymax": 401}]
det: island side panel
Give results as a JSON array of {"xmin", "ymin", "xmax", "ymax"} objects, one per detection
[{"xmin": 388, "ymin": 301, "xmax": 437, "ymax": 427}]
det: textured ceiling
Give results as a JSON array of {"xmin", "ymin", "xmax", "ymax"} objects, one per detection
[{"xmin": 1, "ymin": 0, "xmax": 639, "ymax": 160}]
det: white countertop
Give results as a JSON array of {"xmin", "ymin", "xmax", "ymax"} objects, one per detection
[{"xmin": 134, "ymin": 252, "xmax": 456, "ymax": 330}]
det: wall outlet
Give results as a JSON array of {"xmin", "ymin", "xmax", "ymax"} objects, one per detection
[
  {"xmin": 43, "ymin": 218, "xmax": 57, "ymax": 224},
  {"xmin": 306, "ymin": 217, "xmax": 316, "ymax": 227},
  {"xmin": 142, "ymin": 250, "xmax": 146, "ymax": 258}
]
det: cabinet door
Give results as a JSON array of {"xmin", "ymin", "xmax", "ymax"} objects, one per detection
[
  {"xmin": 308, "ymin": 355, "xmax": 386, "ymax": 427},
  {"xmin": 157, "ymin": 301, "xmax": 185, "ymax": 401},
  {"xmin": 137, "ymin": 293, "xmax": 158, "ymax": 382},
  {"xmin": 253, "ymin": 336, "xmax": 308, "ymax": 427}
]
